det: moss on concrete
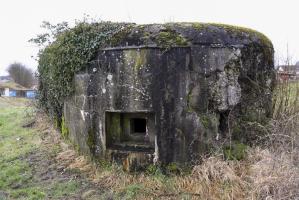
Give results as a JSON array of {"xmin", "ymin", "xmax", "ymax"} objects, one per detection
[
  {"xmin": 122, "ymin": 116, "xmax": 130, "ymax": 141},
  {"xmin": 200, "ymin": 114, "xmax": 210, "ymax": 129},
  {"xmin": 123, "ymin": 49, "xmax": 147, "ymax": 73},
  {"xmin": 134, "ymin": 49, "xmax": 147, "ymax": 71},
  {"xmin": 191, "ymin": 22, "xmax": 206, "ymax": 31},
  {"xmin": 61, "ymin": 116, "xmax": 69, "ymax": 139},
  {"xmin": 108, "ymin": 22, "xmax": 273, "ymax": 49},
  {"xmin": 87, "ymin": 128, "xmax": 96, "ymax": 153},
  {"xmin": 191, "ymin": 22, "xmax": 272, "ymax": 48},
  {"xmin": 186, "ymin": 90, "xmax": 193, "ymax": 112},
  {"xmin": 108, "ymin": 113, "xmax": 121, "ymax": 143},
  {"xmin": 109, "ymin": 24, "xmax": 135, "ymax": 46},
  {"xmin": 213, "ymin": 23, "xmax": 271, "ymax": 46},
  {"xmin": 156, "ymin": 29, "xmax": 188, "ymax": 48},
  {"xmin": 199, "ymin": 113, "xmax": 219, "ymax": 131}
]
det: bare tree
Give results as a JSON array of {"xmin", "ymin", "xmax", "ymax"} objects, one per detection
[{"xmin": 7, "ymin": 62, "xmax": 34, "ymax": 88}]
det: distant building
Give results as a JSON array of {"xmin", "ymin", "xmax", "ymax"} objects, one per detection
[
  {"xmin": 25, "ymin": 90, "xmax": 37, "ymax": 98},
  {"xmin": 0, "ymin": 81, "xmax": 36, "ymax": 98},
  {"xmin": 277, "ymin": 65, "xmax": 299, "ymax": 81},
  {"xmin": 0, "ymin": 76, "xmax": 12, "ymax": 83}
]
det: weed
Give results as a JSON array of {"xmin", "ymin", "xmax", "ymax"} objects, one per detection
[
  {"xmin": 122, "ymin": 184, "xmax": 143, "ymax": 200},
  {"xmin": 61, "ymin": 116, "xmax": 69, "ymax": 138},
  {"xmin": 10, "ymin": 187, "xmax": 45, "ymax": 200},
  {"xmin": 145, "ymin": 164, "xmax": 159, "ymax": 175},
  {"xmin": 223, "ymin": 142, "xmax": 248, "ymax": 160},
  {"xmin": 48, "ymin": 181, "xmax": 79, "ymax": 199}
]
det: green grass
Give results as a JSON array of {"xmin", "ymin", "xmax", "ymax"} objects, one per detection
[
  {"xmin": 0, "ymin": 98, "xmax": 89, "ymax": 199},
  {"xmin": 9, "ymin": 188, "xmax": 45, "ymax": 200},
  {"xmin": 47, "ymin": 181, "xmax": 79, "ymax": 199},
  {"xmin": 120, "ymin": 184, "xmax": 144, "ymax": 200},
  {"xmin": 0, "ymin": 99, "xmax": 44, "ymax": 199}
]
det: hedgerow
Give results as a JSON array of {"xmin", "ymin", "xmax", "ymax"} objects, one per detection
[{"xmin": 31, "ymin": 20, "xmax": 130, "ymax": 120}]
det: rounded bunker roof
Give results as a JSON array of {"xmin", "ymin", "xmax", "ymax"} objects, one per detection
[{"xmin": 108, "ymin": 22, "xmax": 273, "ymax": 49}]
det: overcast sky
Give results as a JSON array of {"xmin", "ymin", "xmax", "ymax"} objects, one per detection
[{"xmin": 0, "ymin": 0, "xmax": 298, "ymax": 75}]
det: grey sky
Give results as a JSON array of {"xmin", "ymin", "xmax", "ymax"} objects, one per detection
[{"xmin": 0, "ymin": 0, "xmax": 298, "ymax": 75}]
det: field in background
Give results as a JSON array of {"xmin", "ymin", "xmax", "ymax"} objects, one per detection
[
  {"xmin": 0, "ymin": 80, "xmax": 298, "ymax": 200},
  {"xmin": 0, "ymin": 97, "xmax": 29, "ymax": 108},
  {"xmin": 273, "ymin": 80, "xmax": 299, "ymax": 118}
]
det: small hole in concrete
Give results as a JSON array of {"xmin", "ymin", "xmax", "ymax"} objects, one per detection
[{"xmin": 131, "ymin": 118, "xmax": 146, "ymax": 134}]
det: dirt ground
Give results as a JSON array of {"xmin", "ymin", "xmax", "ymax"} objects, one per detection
[{"xmin": 28, "ymin": 123, "xmax": 105, "ymax": 200}]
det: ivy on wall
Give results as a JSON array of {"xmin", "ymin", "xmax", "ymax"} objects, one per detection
[{"xmin": 31, "ymin": 20, "xmax": 130, "ymax": 120}]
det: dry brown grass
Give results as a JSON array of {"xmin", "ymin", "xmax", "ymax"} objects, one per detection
[
  {"xmin": 78, "ymin": 147, "xmax": 297, "ymax": 200},
  {"xmin": 32, "ymin": 81, "xmax": 299, "ymax": 200},
  {"xmin": 34, "ymin": 129, "xmax": 298, "ymax": 200},
  {"xmin": 248, "ymin": 148, "xmax": 299, "ymax": 200},
  {"xmin": 34, "ymin": 117, "xmax": 298, "ymax": 199}
]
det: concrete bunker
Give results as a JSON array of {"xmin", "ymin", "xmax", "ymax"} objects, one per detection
[{"xmin": 63, "ymin": 23, "xmax": 275, "ymax": 171}]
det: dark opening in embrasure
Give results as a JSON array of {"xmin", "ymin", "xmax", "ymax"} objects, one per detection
[{"xmin": 131, "ymin": 118, "xmax": 146, "ymax": 134}]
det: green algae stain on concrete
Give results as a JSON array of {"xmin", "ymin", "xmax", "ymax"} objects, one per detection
[
  {"xmin": 134, "ymin": 49, "xmax": 148, "ymax": 71},
  {"xmin": 61, "ymin": 116, "xmax": 69, "ymax": 139},
  {"xmin": 87, "ymin": 128, "xmax": 96, "ymax": 153},
  {"xmin": 106, "ymin": 113, "xmax": 121, "ymax": 146},
  {"xmin": 123, "ymin": 49, "xmax": 148, "ymax": 72}
]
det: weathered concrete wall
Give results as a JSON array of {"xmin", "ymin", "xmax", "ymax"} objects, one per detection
[{"xmin": 63, "ymin": 23, "xmax": 274, "ymax": 170}]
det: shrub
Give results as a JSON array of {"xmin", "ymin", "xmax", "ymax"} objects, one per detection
[{"xmin": 31, "ymin": 20, "xmax": 130, "ymax": 120}]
